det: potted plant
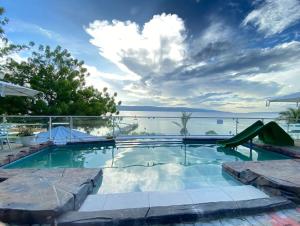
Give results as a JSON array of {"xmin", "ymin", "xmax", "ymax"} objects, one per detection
[{"xmin": 18, "ymin": 127, "xmax": 35, "ymax": 147}]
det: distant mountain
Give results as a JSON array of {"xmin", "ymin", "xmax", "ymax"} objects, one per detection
[{"xmin": 118, "ymin": 105, "xmax": 228, "ymax": 113}]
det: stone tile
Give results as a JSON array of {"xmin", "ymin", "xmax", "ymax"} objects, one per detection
[
  {"xmin": 221, "ymin": 185, "xmax": 268, "ymax": 201},
  {"xmin": 186, "ymin": 187, "xmax": 232, "ymax": 204},
  {"xmin": 223, "ymin": 160, "xmax": 300, "ymax": 203},
  {"xmin": 0, "ymin": 174, "xmax": 74, "ymax": 224},
  {"xmin": 146, "ymin": 204, "xmax": 199, "ymax": 224},
  {"xmin": 220, "ymin": 217, "xmax": 253, "ymax": 226},
  {"xmin": 57, "ymin": 207, "xmax": 149, "ymax": 226},
  {"xmin": 149, "ymin": 190, "xmax": 193, "ymax": 207},
  {"xmin": 102, "ymin": 192, "xmax": 149, "ymax": 210},
  {"xmin": 0, "ymin": 168, "xmax": 102, "ymax": 224},
  {"xmin": 79, "ymin": 194, "xmax": 107, "ymax": 212}
]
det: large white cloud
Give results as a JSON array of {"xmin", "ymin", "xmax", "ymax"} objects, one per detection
[
  {"xmin": 242, "ymin": 0, "xmax": 300, "ymax": 36},
  {"xmin": 85, "ymin": 13, "xmax": 300, "ymax": 112},
  {"xmin": 85, "ymin": 13, "xmax": 187, "ymax": 80}
]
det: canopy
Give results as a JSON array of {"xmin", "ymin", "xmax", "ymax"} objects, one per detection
[
  {"xmin": 35, "ymin": 126, "xmax": 106, "ymax": 145},
  {"xmin": 266, "ymin": 92, "xmax": 300, "ymax": 106},
  {"xmin": 0, "ymin": 80, "xmax": 39, "ymax": 97}
]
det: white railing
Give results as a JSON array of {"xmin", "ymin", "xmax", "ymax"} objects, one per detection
[{"xmin": 1, "ymin": 114, "xmax": 298, "ymax": 142}]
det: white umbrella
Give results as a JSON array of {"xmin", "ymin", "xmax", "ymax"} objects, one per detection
[
  {"xmin": 0, "ymin": 80, "xmax": 39, "ymax": 97},
  {"xmin": 35, "ymin": 126, "xmax": 107, "ymax": 145},
  {"xmin": 266, "ymin": 92, "xmax": 300, "ymax": 106}
]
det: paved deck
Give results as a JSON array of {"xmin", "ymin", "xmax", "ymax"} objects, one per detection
[
  {"xmin": 0, "ymin": 168, "xmax": 102, "ymax": 224},
  {"xmin": 167, "ymin": 207, "xmax": 300, "ymax": 225},
  {"xmin": 223, "ymin": 159, "xmax": 300, "ymax": 203}
]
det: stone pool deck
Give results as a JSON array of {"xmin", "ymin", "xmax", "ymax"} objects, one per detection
[
  {"xmin": 0, "ymin": 168, "xmax": 102, "ymax": 224},
  {"xmin": 223, "ymin": 159, "xmax": 300, "ymax": 203},
  {"xmin": 57, "ymin": 186, "xmax": 293, "ymax": 225}
]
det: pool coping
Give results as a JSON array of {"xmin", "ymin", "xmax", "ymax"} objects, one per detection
[
  {"xmin": 56, "ymin": 196, "xmax": 293, "ymax": 225},
  {"xmin": 0, "ymin": 141, "xmax": 54, "ymax": 168},
  {"xmin": 223, "ymin": 159, "xmax": 300, "ymax": 203}
]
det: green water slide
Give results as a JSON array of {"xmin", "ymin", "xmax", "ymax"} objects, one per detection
[{"xmin": 218, "ymin": 120, "xmax": 294, "ymax": 148}]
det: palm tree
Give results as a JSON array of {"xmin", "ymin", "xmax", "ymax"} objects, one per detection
[
  {"xmin": 173, "ymin": 112, "xmax": 192, "ymax": 136},
  {"xmin": 278, "ymin": 107, "xmax": 300, "ymax": 124}
]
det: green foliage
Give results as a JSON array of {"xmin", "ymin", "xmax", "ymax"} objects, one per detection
[
  {"xmin": 17, "ymin": 127, "xmax": 34, "ymax": 136},
  {"xmin": 205, "ymin": 130, "xmax": 217, "ymax": 135},
  {"xmin": 278, "ymin": 107, "xmax": 300, "ymax": 124},
  {"xmin": 0, "ymin": 7, "xmax": 29, "ymax": 59},
  {"xmin": 1, "ymin": 45, "xmax": 121, "ymax": 115},
  {"xmin": 0, "ymin": 7, "xmax": 8, "ymax": 41},
  {"xmin": 0, "ymin": 7, "xmax": 121, "ymax": 116}
]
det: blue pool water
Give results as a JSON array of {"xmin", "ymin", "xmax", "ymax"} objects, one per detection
[{"xmin": 4, "ymin": 141, "xmax": 288, "ymax": 193}]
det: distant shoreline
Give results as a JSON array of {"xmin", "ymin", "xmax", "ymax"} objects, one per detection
[{"xmin": 118, "ymin": 105, "xmax": 278, "ymax": 115}]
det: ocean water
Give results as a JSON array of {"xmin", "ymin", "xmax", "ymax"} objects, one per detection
[
  {"xmin": 118, "ymin": 110, "xmax": 278, "ymax": 118},
  {"xmin": 100, "ymin": 111, "xmax": 280, "ymax": 137}
]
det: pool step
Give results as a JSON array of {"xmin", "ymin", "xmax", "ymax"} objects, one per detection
[
  {"xmin": 57, "ymin": 186, "xmax": 294, "ymax": 225},
  {"xmin": 115, "ymin": 139, "xmax": 183, "ymax": 148}
]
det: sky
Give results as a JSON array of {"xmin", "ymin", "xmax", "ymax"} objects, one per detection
[{"xmin": 2, "ymin": 0, "xmax": 300, "ymax": 112}]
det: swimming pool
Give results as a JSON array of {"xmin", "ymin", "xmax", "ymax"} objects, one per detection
[{"xmin": 4, "ymin": 141, "xmax": 288, "ymax": 193}]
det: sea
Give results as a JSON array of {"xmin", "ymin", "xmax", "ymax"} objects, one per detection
[{"xmin": 107, "ymin": 110, "xmax": 280, "ymax": 137}]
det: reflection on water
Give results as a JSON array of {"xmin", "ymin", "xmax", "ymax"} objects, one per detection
[{"xmin": 5, "ymin": 142, "xmax": 288, "ymax": 193}]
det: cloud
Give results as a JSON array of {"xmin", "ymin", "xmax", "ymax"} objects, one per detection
[
  {"xmin": 242, "ymin": 0, "xmax": 300, "ymax": 36},
  {"xmin": 85, "ymin": 13, "xmax": 187, "ymax": 80},
  {"xmin": 86, "ymin": 13, "xmax": 300, "ymax": 112},
  {"xmin": 0, "ymin": 40, "xmax": 27, "ymax": 76},
  {"xmin": 84, "ymin": 65, "xmax": 140, "ymax": 81},
  {"xmin": 7, "ymin": 20, "xmax": 57, "ymax": 39}
]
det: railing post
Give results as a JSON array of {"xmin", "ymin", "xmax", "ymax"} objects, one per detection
[
  {"xmin": 70, "ymin": 116, "xmax": 73, "ymax": 142},
  {"xmin": 235, "ymin": 118, "xmax": 239, "ymax": 135},
  {"xmin": 49, "ymin": 117, "xmax": 52, "ymax": 141},
  {"xmin": 112, "ymin": 116, "xmax": 115, "ymax": 138}
]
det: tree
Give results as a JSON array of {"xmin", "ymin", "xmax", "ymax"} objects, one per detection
[
  {"xmin": 0, "ymin": 7, "xmax": 28, "ymax": 60},
  {"xmin": 0, "ymin": 7, "xmax": 7, "ymax": 40},
  {"xmin": 1, "ymin": 45, "xmax": 121, "ymax": 115},
  {"xmin": 172, "ymin": 112, "xmax": 192, "ymax": 136},
  {"xmin": 278, "ymin": 107, "xmax": 300, "ymax": 124}
]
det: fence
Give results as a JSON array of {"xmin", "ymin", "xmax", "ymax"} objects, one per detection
[{"xmin": 1, "ymin": 115, "xmax": 298, "ymax": 143}]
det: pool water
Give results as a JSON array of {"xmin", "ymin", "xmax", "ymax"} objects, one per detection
[{"xmin": 4, "ymin": 141, "xmax": 288, "ymax": 193}]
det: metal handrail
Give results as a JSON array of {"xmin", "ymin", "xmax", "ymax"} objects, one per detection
[
  {"xmin": 1, "ymin": 115, "xmax": 277, "ymax": 120},
  {"xmin": 2, "ymin": 114, "xmax": 296, "ymax": 142}
]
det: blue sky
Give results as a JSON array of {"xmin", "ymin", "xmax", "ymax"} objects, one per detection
[{"xmin": 2, "ymin": 0, "xmax": 300, "ymax": 112}]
